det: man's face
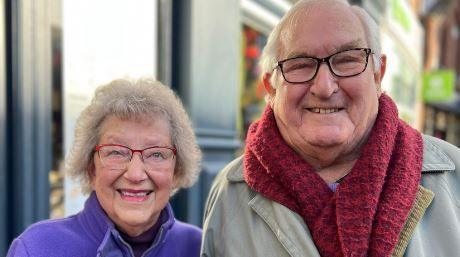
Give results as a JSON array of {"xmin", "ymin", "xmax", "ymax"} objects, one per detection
[{"xmin": 268, "ymin": 2, "xmax": 385, "ymax": 166}]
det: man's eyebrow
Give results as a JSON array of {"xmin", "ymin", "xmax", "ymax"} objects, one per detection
[
  {"xmin": 281, "ymin": 39, "xmax": 367, "ymax": 60},
  {"xmin": 332, "ymin": 39, "xmax": 366, "ymax": 52}
]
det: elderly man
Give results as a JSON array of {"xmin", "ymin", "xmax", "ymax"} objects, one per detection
[{"xmin": 201, "ymin": 0, "xmax": 460, "ymax": 257}]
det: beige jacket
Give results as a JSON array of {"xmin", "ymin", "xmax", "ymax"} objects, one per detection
[{"xmin": 201, "ymin": 135, "xmax": 460, "ymax": 257}]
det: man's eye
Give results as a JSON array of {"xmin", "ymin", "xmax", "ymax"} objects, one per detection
[
  {"xmin": 284, "ymin": 59, "xmax": 316, "ymax": 72},
  {"xmin": 292, "ymin": 63, "xmax": 311, "ymax": 69}
]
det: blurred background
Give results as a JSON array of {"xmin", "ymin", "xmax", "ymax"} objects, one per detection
[{"xmin": 0, "ymin": 0, "xmax": 459, "ymax": 254}]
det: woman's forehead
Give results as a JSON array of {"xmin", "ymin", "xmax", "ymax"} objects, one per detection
[{"xmin": 98, "ymin": 115, "xmax": 171, "ymax": 143}]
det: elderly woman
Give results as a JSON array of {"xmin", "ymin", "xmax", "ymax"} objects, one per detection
[{"xmin": 7, "ymin": 78, "xmax": 202, "ymax": 257}]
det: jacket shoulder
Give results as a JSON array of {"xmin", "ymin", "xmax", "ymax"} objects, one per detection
[
  {"xmin": 165, "ymin": 221, "xmax": 202, "ymax": 256},
  {"xmin": 203, "ymin": 156, "xmax": 245, "ymax": 218},
  {"xmin": 170, "ymin": 220, "xmax": 202, "ymax": 240},
  {"xmin": 406, "ymin": 135, "xmax": 460, "ymax": 257},
  {"xmin": 7, "ymin": 215, "xmax": 97, "ymax": 257}
]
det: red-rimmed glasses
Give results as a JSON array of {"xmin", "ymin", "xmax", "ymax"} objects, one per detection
[{"xmin": 94, "ymin": 144, "xmax": 177, "ymax": 170}]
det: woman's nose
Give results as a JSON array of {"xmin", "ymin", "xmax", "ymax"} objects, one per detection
[{"xmin": 123, "ymin": 153, "xmax": 148, "ymax": 183}]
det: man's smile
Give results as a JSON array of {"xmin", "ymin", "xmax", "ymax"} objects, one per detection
[{"xmin": 306, "ymin": 107, "xmax": 344, "ymax": 114}]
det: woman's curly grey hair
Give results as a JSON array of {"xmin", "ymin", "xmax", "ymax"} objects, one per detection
[
  {"xmin": 66, "ymin": 77, "xmax": 202, "ymax": 194},
  {"xmin": 260, "ymin": 0, "xmax": 382, "ymax": 89}
]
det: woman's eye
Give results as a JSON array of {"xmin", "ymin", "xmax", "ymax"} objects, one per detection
[
  {"xmin": 107, "ymin": 150, "xmax": 124, "ymax": 156},
  {"xmin": 147, "ymin": 152, "xmax": 165, "ymax": 159}
]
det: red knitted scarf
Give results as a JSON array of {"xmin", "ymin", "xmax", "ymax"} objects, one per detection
[{"xmin": 243, "ymin": 94, "xmax": 423, "ymax": 257}]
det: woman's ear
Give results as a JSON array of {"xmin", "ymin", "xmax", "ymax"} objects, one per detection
[
  {"xmin": 172, "ymin": 170, "xmax": 181, "ymax": 190},
  {"xmin": 87, "ymin": 161, "xmax": 96, "ymax": 188}
]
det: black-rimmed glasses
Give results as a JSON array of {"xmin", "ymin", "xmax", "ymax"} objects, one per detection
[
  {"xmin": 95, "ymin": 144, "xmax": 177, "ymax": 170},
  {"xmin": 276, "ymin": 48, "xmax": 373, "ymax": 84}
]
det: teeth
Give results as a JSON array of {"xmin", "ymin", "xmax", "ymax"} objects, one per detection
[
  {"xmin": 121, "ymin": 191, "xmax": 149, "ymax": 197},
  {"xmin": 310, "ymin": 108, "xmax": 340, "ymax": 114}
]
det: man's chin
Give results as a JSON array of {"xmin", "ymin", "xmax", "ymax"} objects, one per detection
[
  {"xmin": 307, "ymin": 138, "xmax": 345, "ymax": 148},
  {"xmin": 303, "ymin": 131, "xmax": 349, "ymax": 148},
  {"xmin": 304, "ymin": 127, "xmax": 348, "ymax": 147}
]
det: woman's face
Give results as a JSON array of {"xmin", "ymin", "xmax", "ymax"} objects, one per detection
[{"xmin": 90, "ymin": 115, "xmax": 176, "ymax": 236}]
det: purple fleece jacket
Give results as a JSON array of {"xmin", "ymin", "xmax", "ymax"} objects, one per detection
[{"xmin": 7, "ymin": 192, "xmax": 202, "ymax": 257}]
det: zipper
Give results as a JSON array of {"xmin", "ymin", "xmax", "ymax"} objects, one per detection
[
  {"xmin": 117, "ymin": 234, "xmax": 136, "ymax": 257},
  {"xmin": 141, "ymin": 227, "xmax": 164, "ymax": 257}
]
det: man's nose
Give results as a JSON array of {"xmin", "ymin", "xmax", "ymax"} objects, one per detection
[
  {"xmin": 123, "ymin": 153, "xmax": 148, "ymax": 183},
  {"xmin": 309, "ymin": 63, "xmax": 338, "ymax": 98}
]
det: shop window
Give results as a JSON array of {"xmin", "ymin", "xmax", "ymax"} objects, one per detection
[{"xmin": 240, "ymin": 25, "xmax": 267, "ymax": 142}]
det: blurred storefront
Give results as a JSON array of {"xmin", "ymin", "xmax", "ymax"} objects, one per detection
[
  {"xmin": 240, "ymin": 25, "xmax": 267, "ymax": 142},
  {"xmin": 422, "ymin": 0, "xmax": 460, "ymax": 147},
  {"xmin": 239, "ymin": 0, "xmax": 291, "ymax": 143},
  {"xmin": 381, "ymin": 0, "xmax": 425, "ymax": 128}
]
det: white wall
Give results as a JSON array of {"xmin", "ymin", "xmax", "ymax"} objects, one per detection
[{"xmin": 63, "ymin": 0, "xmax": 158, "ymax": 215}]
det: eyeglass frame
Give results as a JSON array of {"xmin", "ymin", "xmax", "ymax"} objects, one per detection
[
  {"xmin": 275, "ymin": 48, "xmax": 373, "ymax": 84},
  {"xmin": 94, "ymin": 143, "xmax": 177, "ymax": 169}
]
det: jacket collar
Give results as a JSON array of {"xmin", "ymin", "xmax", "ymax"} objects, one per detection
[
  {"xmin": 421, "ymin": 135, "xmax": 455, "ymax": 172},
  {"xmin": 80, "ymin": 192, "xmax": 176, "ymax": 255},
  {"xmin": 226, "ymin": 156, "xmax": 244, "ymax": 182},
  {"xmin": 79, "ymin": 192, "xmax": 115, "ymax": 243}
]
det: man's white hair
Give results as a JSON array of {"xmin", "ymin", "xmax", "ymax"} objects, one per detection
[{"xmin": 259, "ymin": 0, "xmax": 382, "ymax": 89}]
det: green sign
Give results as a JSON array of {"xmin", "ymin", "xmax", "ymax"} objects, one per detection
[
  {"xmin": 391, "ymin": 0, "xmax": 411, "ymax": 32},
  {"xmin": 423, "ymin": 70, "xmax": 456, "ymax": 102}
]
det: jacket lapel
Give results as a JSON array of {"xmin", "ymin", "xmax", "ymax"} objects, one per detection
[
  {"xmin": 248, "ymin": 193, "xmax": 321, "ymax": 257},
  {"xmin": 392, "ymin": 135, "xmax": 455, "ymax": 257},
  {"xmin": 391, "ymin": 185, "xmax": 434, "ymax": 257}
]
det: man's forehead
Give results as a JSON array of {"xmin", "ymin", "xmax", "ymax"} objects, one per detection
[{"xmin": 278, "ymin": 2, "xmax": 367, "ymax": 59}]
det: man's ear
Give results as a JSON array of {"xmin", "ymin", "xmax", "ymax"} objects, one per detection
[
  {"xmin": 263, "ymin": 73, "xmax": 276, "ymax": 106},
  {"xmin": 374, "ymin": 54, "xmax": 387, "ymax": 92}
]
